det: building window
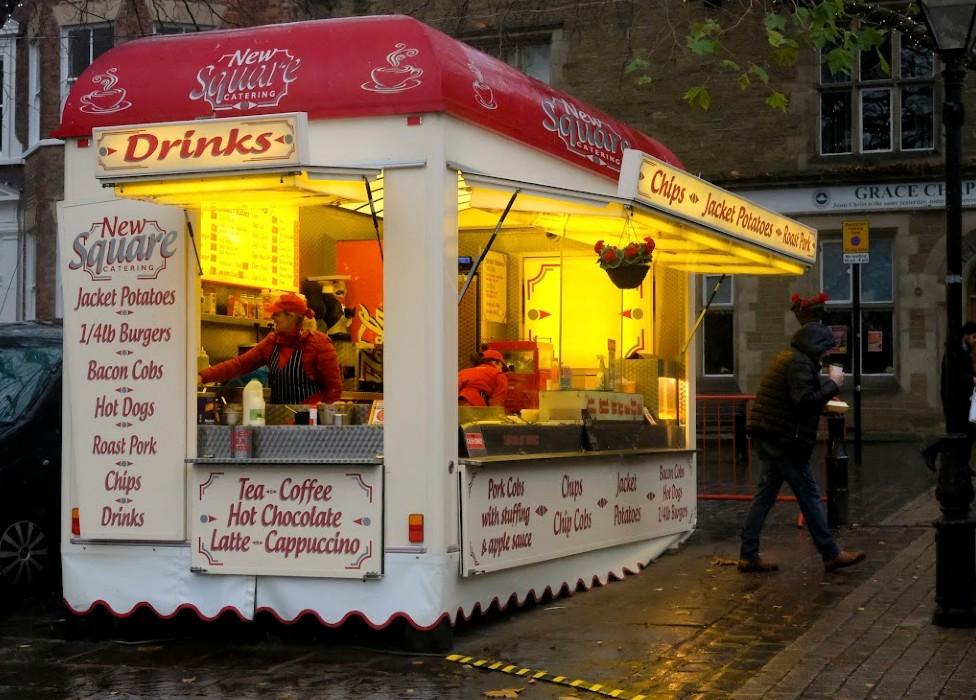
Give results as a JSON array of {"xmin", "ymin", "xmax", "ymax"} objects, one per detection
[
  {"xmin": 0, "ymin": 19, "xmax": 18, "ymax": 159},
  {"xmin": 28, "ymin": 41, "xmax": 39, "ymax": 147},
  {"xmin": 61, "ymin": 24, "xmax": 114, "ymax": 104},
  {"xmin": 153, "ymin": 22, "xmax": 209, "ymax": 34},
  {"xmin": 464, "ymin": 32, "xmax": 553, "ymax": 84},
  {"xmin": 701, "ymin": 275, "xmax": 734, "ymax": 376},
  {"xmin": 820, "ymin": 238, "xmax": 894, "ymax": 375},
  {"xmin": 820, "ymin": 34, "xmax": 934, "ymax": 155}
]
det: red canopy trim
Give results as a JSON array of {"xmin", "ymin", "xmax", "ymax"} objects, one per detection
[{"xmin": 56, "ymin": 15, "xmax": 682, "ymax": 179}]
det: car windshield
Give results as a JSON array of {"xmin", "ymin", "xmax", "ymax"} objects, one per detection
[{"xmin": 0, "ymin": 345, "xmax": 60, "ymax": 425}]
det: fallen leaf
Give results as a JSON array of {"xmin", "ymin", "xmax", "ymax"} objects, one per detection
[
  {"xmin": 483, "ymin": 689, "xmax": 524, "ymax": 698},
  {"xmin": 181, "ymin": 676, "xmax": 196, "ymax": 684},
  {"xmin": 411, "ymin": 660, "xmax": 424, "ymax": 666}
]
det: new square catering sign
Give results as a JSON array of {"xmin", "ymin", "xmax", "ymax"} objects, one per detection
[{"xmin": 94, "ymin": 113, "xmax": 307, "ymax": 179}]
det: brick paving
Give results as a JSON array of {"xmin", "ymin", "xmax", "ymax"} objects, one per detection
[{"xmin": 733, "ymin": 489, "xmax": 976, "ymax": 699}]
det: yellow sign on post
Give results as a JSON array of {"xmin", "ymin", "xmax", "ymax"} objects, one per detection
[
  {"xmin": 842, "ymin": 220, "xmax": 870, "ymax": 264},
  {"xmin": 843, "ymin": 221, "xmax": 870, "ymax": 253}
]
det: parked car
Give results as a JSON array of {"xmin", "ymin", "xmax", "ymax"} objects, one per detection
[{"xmin": 0, "ymin": 320, "xmax": 62, "ymax": 591}]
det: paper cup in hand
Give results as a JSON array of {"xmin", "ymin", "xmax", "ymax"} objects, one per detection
[{"xmin": 829, "ymin": 364, "xmax": 844, "ymax": 382}]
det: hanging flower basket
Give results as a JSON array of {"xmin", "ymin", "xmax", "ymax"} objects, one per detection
[
  {"xmin": 595, "ymin": 236, "xmax": 655, "ymax": 290},
  {"xmin": 791, "ymin": 292, "xmax": 829, "ymax": 325},
  {"xmin": 606, "ymin": 264, "xmax": 650, "ymax": 289}
]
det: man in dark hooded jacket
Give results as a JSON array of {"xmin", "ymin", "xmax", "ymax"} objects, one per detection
[{"xmin": 739, "ymin": 323, "xmax": 865, "ymax": 573}]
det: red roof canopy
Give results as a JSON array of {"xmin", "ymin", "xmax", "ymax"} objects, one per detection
[{"xmin": 55, "ymin": 15, "xmax": 682, "ymax": 179}]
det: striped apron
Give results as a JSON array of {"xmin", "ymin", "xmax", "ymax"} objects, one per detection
[{"xmin": 268, "ymin": 344, "xmax": 323, "ymax": 404}]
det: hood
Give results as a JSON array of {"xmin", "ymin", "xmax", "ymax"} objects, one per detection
[{"xmin": 791, "ymin": 322, "xmax": 836, "ymax": 359}]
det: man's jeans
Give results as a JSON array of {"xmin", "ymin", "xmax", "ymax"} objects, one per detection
[{"xmin": 740, "ymin": 439, "xmax": 840, "ymax": 562}]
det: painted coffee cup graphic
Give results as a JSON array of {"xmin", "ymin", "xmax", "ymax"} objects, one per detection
[
  {"xmin": 81, "ymin": 88, "xmax": 126, "ymax": 111},
  {"xmin": 467, "ymin": 62, "xmax": 497, "ymax": 109},
  {"xmin": 370, "ymin": 64, "xmax": 423, "ymax": 90},
  {"xmin": 79, "ymin": 68, "xmax": 131, "ymax": 114},
  {"xmin": 362, "ymin": 43, "xmax": 423, "ymax": 93}
]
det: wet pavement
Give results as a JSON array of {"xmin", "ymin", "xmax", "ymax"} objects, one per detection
[{"xmin": 0, "ymin": 440, "xmax": 945, "ymax": 699}]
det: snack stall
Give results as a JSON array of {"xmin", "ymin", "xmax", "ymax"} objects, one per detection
[{"xmin": 54, "ymin": 15, "xmax": 816, "ymax": 632}]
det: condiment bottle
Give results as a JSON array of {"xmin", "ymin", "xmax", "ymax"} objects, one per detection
[{"xmin": 197, "ymin": 346, "xmax": 209, "ymax": 373}]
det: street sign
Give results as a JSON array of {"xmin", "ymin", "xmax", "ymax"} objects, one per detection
[
  {"xmin": 843, "ymin": 220, "xmax": 870, "ymax": 253},
  {"xmin": 843, "ymin": 252, "xmax": 870, "ymax": 264}
]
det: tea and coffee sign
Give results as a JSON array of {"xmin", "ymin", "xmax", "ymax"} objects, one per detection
[
  {"xmin": 59, "ymin": 199, "xmax": 188, "ymax": 540},
  {"xmin": 94, "ymin": 113, "xmax": 307, "ymax": 179},
  {"xmin": 191, "ymin": 465, "xmax": 383, "ymax": 578},
  {"xmin": 618, "ymin": 151, "xmax": 817, "ymax": 265},
  {"xmin": 459, "ymin": 453, "xmax": 695, "ymax": 575}
]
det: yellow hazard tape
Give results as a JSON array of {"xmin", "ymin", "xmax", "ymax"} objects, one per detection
[{"xmin": 445, "ymin": 653, "xmax": 646, "ymax": 699}]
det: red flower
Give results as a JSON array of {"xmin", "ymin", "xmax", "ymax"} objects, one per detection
[
  {"xmin": 791, "ymin": 292, "xmax": 828, "ymax": 308},
  {"xmin": 643, "ymin": 237, "xmax": 656, "ymax": 253},
  {"xmin": 624, "ymin": 243, "xmax": 640, "ymax": 258},
  {"xmin": 594, "ymin": 240, "xmax": 605, "ymax": 253},
  {"xmin": 603, "ymin": 249, "xmax": 618, "ymax": 263}
]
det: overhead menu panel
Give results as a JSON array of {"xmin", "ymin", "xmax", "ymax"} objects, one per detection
[{"xmin": 199, "ymin": 204, "xmax": 298, "ymax": 291}]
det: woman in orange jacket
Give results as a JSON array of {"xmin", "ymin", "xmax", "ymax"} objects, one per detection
[
  {"xmin": 458, "ymin": 349, "xmax": 508, "ymax": 407},
  {"xmin": 199, "ymin": 292, "xmax": 342, "ymax": 405}
]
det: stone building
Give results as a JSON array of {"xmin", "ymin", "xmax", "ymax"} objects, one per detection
[{"xmin": 9, "ymin": 0, "xmax": 971, "ymax": 436}]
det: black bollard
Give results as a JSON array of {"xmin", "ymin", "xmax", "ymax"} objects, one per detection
[
  {"xmin": 825, "ymin": 413, "xmax": 848, "ymax": 529},
  {"xmin": 933, "ymin": 433, "xmax": 976, "ymax": 627}
]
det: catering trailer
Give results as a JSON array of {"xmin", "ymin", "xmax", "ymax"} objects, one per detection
[{"xmin": 54, "ymin": 15, "xmax": 816, "ymax": 636}]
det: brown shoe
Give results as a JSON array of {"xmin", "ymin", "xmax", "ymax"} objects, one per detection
[
  {"xmin": 824, "ymin": 550, "xmax": 865, "ymax": 572},
  {"xmin": 737, "ymin": 557, "xmax": 779, "ymax": 573}
]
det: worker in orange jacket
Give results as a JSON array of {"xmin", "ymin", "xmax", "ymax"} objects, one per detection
[{"xmin": 458, "ymin": 349, "xmax": 508, "ymax": 407}]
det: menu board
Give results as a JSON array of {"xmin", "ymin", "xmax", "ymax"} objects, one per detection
[
  {"xmin": 58, "ymin": 199, "xmax": 187, "ymax": 540},
  {"xmin": 191, "ymin": 465, "xmax": 383, "ymax": 578},
  {"xmin": 199, "ymin": 204, "xmax": 298, "ymax": 291},
  {"xmin": 460, "ymin": 453, "xmax": 695, "ymax": 575},
  {"xmin": 481, "ymin": 251, "xmax": 508, "ymax": 324}
]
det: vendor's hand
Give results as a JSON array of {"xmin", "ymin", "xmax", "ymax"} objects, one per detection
[{"xmin": 832, "ymin": 373, "xmax": 845, "ymax": 389}]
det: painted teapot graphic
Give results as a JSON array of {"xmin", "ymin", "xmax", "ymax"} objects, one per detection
[{"xmin": 362, "ymin": 43, "xmax": 423, "ymax": 93}]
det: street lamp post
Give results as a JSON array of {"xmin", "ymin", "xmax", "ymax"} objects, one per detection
[{"xmin": 920, "ymin": 0, "xmax": 976, "ymax": 628}]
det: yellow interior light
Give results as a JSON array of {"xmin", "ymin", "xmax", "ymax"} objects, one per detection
[{"xmin": 658, "ymin": 376, "xmax": 678, "ymax": 420}]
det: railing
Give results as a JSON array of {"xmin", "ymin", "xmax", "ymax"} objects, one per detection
[
  {"xmin": 696, "ymin": 394, "xmax": 825, "ymax": 524},
  {"xmin": 696, "ymin": 394, "xmax": 755, "ymax": 501}
]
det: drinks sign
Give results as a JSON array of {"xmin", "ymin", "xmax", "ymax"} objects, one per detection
[
  {"xmin": 618, "ymin": 151, "xmax": 817, "ymax": 265},
  {"xmin": 191, "ymin": 465, "xmax": 383, "ymax": 578},
  {"xmin": 94, "ymin": 113, "xmax": 307, "ymax": 179}
]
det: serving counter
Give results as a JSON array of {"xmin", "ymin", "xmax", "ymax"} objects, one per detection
[{"xmin": 189, "ymin": 425, "xmax": 383, "ymax": 579}]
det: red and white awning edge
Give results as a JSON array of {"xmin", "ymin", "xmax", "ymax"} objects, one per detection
[{"xmin": 55, "ymin": 14, "xmax": 681, "ymax": 182}]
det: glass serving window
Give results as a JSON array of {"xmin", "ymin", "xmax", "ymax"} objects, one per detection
[{"xmin": 458, "ymin": 225, "xmax": 688, "ymax": 451}]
